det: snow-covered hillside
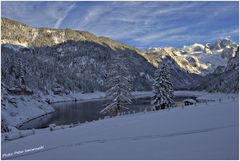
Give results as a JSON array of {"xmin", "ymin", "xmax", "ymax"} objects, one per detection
[
  {"xmin": 1, "ymin": 40, "xmax": 155, "ymax": 95},
  {"xmin": 1, "ymin": 17, "xmax": 157, "ymax": 95},
  {"xmin": 1, "ymin": 92, "xmax": 238, "ymax": 160}
]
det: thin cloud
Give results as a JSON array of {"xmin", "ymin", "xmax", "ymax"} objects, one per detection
[
  {"xmin": 134, "ymin": 26, "xmax": 189, "ymax": 44},
  {"xmin": 79, "ymin": 6, "xmax": 109, "ymax": 28},
  {"xmin": 54, "ymin": 3, "xmax": 76, "ymax": 28},
  {"xmin": 1, "ymin": 1, "xmax": 239, "ymax": 48}
]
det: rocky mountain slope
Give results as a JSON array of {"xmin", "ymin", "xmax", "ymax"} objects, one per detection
[
  {"xmin": 145, "ymin": 38, "xmax": 239, "ymax": 93},
  {"xmin": 146, "ymin": 38, "xmax": 238, "ymax": 76}
]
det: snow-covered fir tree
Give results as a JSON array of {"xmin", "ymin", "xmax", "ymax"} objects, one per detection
[
  {"xmin": 100, "ymin": 55, "xmax": 133, "ymax": 115},
  {"xmin": 152, "ymin": 62, "xmax": 174, "ymax": 110}
]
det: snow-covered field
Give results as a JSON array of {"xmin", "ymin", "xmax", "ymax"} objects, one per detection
[{"xmin": 1, "ymin": 91, "xmax": 238, "ymax": 160}]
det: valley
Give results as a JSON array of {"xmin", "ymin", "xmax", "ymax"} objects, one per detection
[{"xmin": 1, "ymin": 15, "xmax": 239, "ymax": 160}]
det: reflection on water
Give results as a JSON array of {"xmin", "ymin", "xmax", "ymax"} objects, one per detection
[{"xmin": 19, "ymin": 96, "xmax": 196, "ymax": 130}]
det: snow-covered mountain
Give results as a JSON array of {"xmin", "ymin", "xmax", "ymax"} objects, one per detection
[
  {"xmin": 1, "ymin": 17, "xmax": 202, "ymax": 95},
  {"xmin": 1, "ymin": 17, "xmax": 238, "ymax": 94},
  {"xmin": 146, "ymin": 38, "xmax": 238, "ymax": 76},
  {"xmin": 1, "ymin": 18, "xmax": 155, "ymax": 93}
]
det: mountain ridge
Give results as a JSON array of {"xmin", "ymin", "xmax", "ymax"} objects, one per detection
[
  {"xmin": 1, "ymin": 18, "xmax": 145, "ymax": 52},
  {"xmin": 1, "ymin": 17, "xmax": 238, "ymax": 93},
  {"xmin": 1, "ymin": 17, "xmax": 155, "ymax": 65}
]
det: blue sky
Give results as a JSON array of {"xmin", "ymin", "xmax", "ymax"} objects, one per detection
[{"xmin": 2, "ymin": 1, "xmax": 239, "ymax": 49}]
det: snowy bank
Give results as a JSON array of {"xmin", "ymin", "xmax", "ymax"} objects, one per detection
[
  {"xmin": 174, "ymin": 90, "xmax": 237, "ymax": 101},
  {"xmin": 42, "ymin": 91, "xmax": 106, "ymax": 104},
  {"xmin": 2, "ymin": 95, "xmax": 54, "ymax": 128},
  {"xmin": 43, "ymin": 91, "xmax": 154, "ymax": 104},
  {"xmin": 1, "ymin": 92, "xmax": 238, "ymax": 160}
]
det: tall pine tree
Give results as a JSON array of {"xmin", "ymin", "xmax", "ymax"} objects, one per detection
[
  {"xmin": 152, "ymin": 62, "xmax": 174, "ymax": 110},
  {"xmin": 100, "ymin": 55, "xmax": 133, "ymax": 115}
]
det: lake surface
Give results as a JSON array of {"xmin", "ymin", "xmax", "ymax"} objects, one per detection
[{"xmin": 19, "ymin": 95, "xmax": 197, "ymax": 130}]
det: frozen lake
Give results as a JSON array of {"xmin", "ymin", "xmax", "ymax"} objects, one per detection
[{"xmin": 19, "ymin": 95, "xmax": 197, "ymax": 130}]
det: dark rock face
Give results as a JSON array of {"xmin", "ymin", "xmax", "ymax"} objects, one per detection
[{"xmin": 194, "ymin": 48, "xmax": 239, "ymax": 93}]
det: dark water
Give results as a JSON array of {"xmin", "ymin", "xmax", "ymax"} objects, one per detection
[{"xmin": 19, "ymin": 96, "xmax": 197, "ymax": 130}]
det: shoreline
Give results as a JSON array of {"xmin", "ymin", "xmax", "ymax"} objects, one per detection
[
  {"xmin": 16, "ymin": 91, "xmax": 201, "ymax": 129},
  {"xmin": 4, "ymin": 90, "xmax": 237, "ymax": 129},
  {"xmin": 18, "ymin": 92, "xmax": 155, "ymax": 128}
]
